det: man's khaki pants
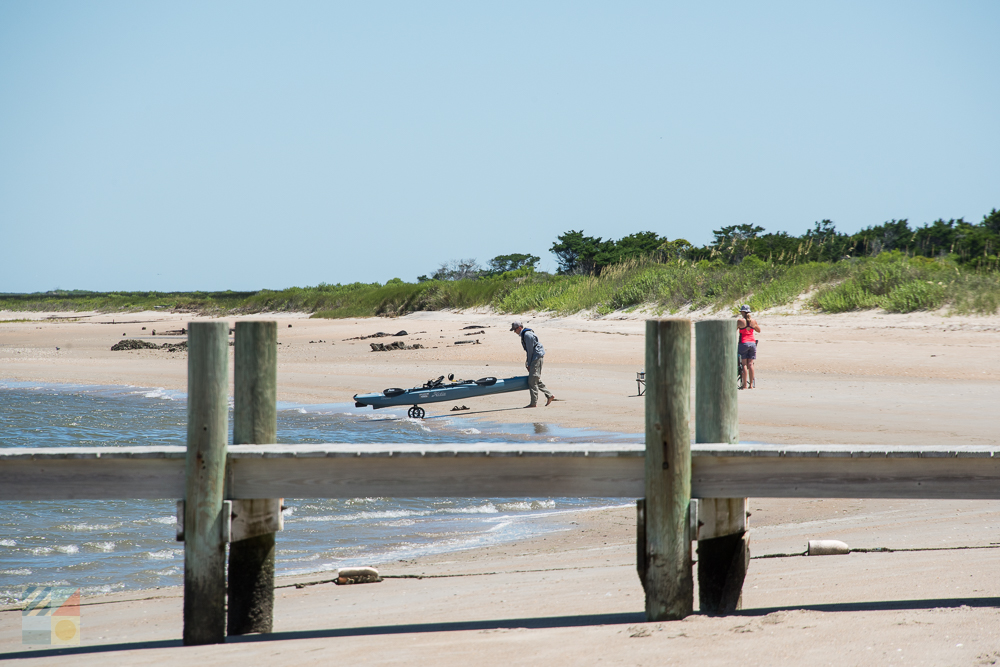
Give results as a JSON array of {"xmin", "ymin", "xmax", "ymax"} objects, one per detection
[{"xmin": 528, "ymin": 358, "xmax": 553, "ymax": 406}]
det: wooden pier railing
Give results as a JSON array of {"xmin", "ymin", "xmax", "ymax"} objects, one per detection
[
  {"xmin": 5, "ymin": 442, "xmax": 999, "ymax": 502},
  {"xmin": 2, "ymin": 319, "xmax": 997, "ymax": 644}
]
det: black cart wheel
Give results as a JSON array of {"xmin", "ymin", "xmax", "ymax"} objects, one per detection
[{"xmin": 407, "ymin": 406, "xmax": 425, "ymax": 419}]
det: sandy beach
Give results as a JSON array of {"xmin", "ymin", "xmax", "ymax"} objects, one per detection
[
  {"xmin": 2, "ymin": 307, "xmax": 998, "ymax": 444},
  {"xmin": 2, "ymin": 308, "xmax": 1000, "ymax": 665}
]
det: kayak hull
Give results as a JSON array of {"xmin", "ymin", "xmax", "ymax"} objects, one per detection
[{"xmin": 354, "ymin": 376, "xmax": 529, "ymax": 409}]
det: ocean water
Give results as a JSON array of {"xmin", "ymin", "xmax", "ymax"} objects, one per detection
[{"xmin": 0, "ymin": 382, "xmax": 637, "ymax": 606}]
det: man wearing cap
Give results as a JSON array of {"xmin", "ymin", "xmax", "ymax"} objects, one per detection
[
  {"xmin": 736, "ymin": 305, "xmax": 761, "ymax": 389},
  {"xmin": 510, "ymin": 322, "xmax": 556, "ymax": 407}
]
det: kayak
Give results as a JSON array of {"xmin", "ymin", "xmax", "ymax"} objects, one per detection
[{"xmin": 354, "ymin": 375, "xmax": 529, "ymax": 418}]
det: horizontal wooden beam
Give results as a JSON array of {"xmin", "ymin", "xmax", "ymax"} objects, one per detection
[
  {"xmin": 692, "ymin": 444, "xmax": 1000, "ymax": 499},
  {"xmin": 1, "ymin": 454, "xmax": 186, "ymax": 500},
  {"xmin": 0, "ymin": 444, "xmax": 644, "ymax": 501},
  {"xmin": 693, "ymin": 454, "xmax": 1000, "ymax": 499},
  {"xmin": 692, "ymin": 444, "xmax": 1000, "ymax": 459},
  {"xmin": 2, "ymin": 443, "xmax": 999, "ymax": 501}
]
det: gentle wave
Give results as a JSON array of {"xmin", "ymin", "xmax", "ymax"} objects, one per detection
[
  {"xmin": 60, "ymin": 523, "xmax": 121, "ymax": 532},
  {"xmin": 298, "ymin": 509, "xmax": 423, "ymax": 523},
  {"xmin": 139, "ymin": 388, "xmax": 180, "ymax": 401},
  {"xmin": 452, "ymin": 503, "xmax": 500, "ymax": 514}
]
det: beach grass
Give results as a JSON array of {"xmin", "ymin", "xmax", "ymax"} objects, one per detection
[
  {"xmin": 493, "ymin": 259, "xmax": 846, "ymax": 315},
  {"xmin": 810, "ymin": 252, "xmax": 1000, "ymax": 314},
  {"xmin": 0, "ymin": 290, "xmax": 255, "ymax": 314},
  {"xmin": 2, "ymin": 254, "xmax": 998, "ymax": 318}
]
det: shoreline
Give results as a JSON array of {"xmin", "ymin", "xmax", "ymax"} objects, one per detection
[
  {"xmin": 0, "ymin": 377, "xmax": 643, "ymax": 444},
  {"xmin": 0, "ymin": 500, "xmax": 638, "ymax": 614}
]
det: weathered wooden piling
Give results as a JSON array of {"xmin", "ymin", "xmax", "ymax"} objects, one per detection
[
  {"xmin": 641, "ymin": 318, "xmax": 693, "ymax": 621},
  {"xmin": 228, "ymin": 321, "xmax": 278, "ymax": 636},
  {"xmin": 695, "ymin": 319, "xmax": 748, "ymax": 614},
  {"xmin": 183, "ymin": 321, "xmax": 229, "ymax": 645},
  {"xmin": 694, "ymin": 320, "xmax": 739, "ymax": 445}
]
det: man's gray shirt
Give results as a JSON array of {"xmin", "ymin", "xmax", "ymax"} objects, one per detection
[{"xmin": 519, "ymin": 328, "xmax": 545, "ymax": 367}]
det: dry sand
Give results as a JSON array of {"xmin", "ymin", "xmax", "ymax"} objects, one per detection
[{"xmin": 1, "ymin": 308, "xmax": 999, "ymax": 665}]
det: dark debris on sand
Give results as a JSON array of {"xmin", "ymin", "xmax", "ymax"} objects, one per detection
[{"xmin": 111, "ymin": 339, "xmax": 189, "ymax": 353}]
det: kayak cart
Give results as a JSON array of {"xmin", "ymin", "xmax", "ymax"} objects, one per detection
[{"xmin": 353, "ymin": 374, "xmax": 530, "ymax": 419}]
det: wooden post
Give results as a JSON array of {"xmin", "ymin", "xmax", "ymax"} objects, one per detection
[
  {"xmin": 183, "ymin": 321, "xmax": 229, "ymax": 645},
  {"xmin": 695, "ymin": 320, "xmax": 738, "ymax": 445},
  {"xmin": 228, "ymin": 321, "xmax": 278, "ymax": 635},
  {"xmin": 641, "ymin": 318, "xmax": 693, "ymax": 621},
  {"xmin": 694, "ymin": 319, "xmax": 748, "ymax": 614},
  {"xmin": 228, "ymin": 322, "xmax": 280, "ymax": 635}
]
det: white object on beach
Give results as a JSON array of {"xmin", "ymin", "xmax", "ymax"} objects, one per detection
[{"xmin": 807, "ymin": 539, "xmax": 850, "ymax": 556}]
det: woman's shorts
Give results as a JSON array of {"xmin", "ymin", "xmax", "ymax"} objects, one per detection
[{"xmin": 738, "ymin": 342, "xmax": 757, "ymax": 360}]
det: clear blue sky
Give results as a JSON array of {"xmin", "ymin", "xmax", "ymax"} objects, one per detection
[{"xmin": 2, "ymin": 1, "xmax": 997, "ymax": 292}]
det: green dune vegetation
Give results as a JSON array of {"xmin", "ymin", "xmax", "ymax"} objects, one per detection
[{"xmin": 4, "ymin": 210, "xmax": 999, "ymax": 317}]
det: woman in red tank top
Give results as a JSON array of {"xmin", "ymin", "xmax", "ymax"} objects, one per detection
[{"xmin": 737, "ymin": 305, "xmax": 761, "ymax": 389}]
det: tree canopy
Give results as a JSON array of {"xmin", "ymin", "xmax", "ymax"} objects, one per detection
[{"xmin": 421, "ymin": 207, "xmax": 1000, "ymax": 281}]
